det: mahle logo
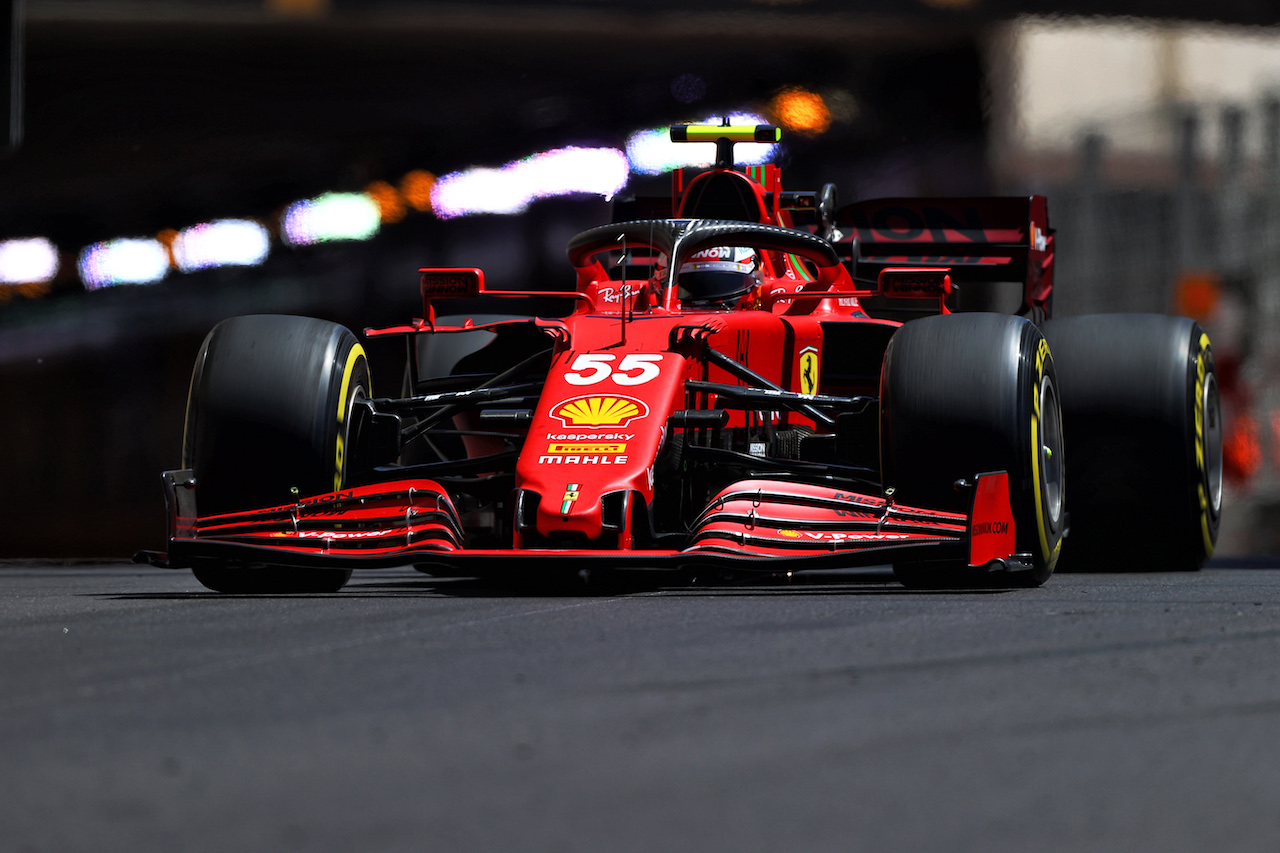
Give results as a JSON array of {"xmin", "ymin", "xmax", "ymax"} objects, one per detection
[{"xmin": 552, "ymin": 395, "xmax": 649, "ymax": 428}]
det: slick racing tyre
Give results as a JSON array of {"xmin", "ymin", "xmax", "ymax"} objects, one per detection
[
  {"xmin": 1041, "ymin": 314, "xmax": 1221, "ymax": 571},
  {"xmin": 182, "ymin": 315, "xmax": 369, "ymax": 594},
  {"xmin": 881, "ymin": 313, "xmax": 1066, "ymax": 589}
]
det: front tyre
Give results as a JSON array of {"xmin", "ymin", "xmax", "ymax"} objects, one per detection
[
  {"xmin": 182, "ymin": 315, "xmax": 368, "ymax": 594},
  {"xmin": 881, "ymin": 313, "xmax": 1065, "ymax": 589},
  {"xmin": 1041, "ymin": 314, "xmax": 1221, "ymax": 571}
]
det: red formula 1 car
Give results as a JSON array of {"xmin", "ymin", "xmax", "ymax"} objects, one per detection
[{"xmin": 142, "ymin": 124, "xmax": 1223, "ymax": 593}]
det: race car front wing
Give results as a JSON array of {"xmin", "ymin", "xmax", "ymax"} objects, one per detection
[{"xmin": 138, "ymin": 468, "xmax": 1032, "ymax": 578}]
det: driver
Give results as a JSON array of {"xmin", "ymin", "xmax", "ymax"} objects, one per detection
[{"xmin": 675, "ymin": 246, "xmax": 760, "ymax": 307}]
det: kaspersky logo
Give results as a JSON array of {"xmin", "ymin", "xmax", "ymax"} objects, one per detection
[
  {"xmin": 561, "ymin": 484, "xmax": 581, "ymax": 515},
  {"xmin": 551, "ymin": 395, "xmax": 649, "ymax": 428}
]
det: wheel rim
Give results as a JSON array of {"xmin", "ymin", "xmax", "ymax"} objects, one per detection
[
  {"xmin": 1204, "ymin": 372, "xmax": 1223, "ymax": 515},
  {"xmin": 1039, "ymin": 375, "xmax": 1064, "ymax": 525}
]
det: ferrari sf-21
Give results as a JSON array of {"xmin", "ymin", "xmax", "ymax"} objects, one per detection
[{"xmin": 140, "ymin": 124, "xmax": 1223, "ymax": 592}]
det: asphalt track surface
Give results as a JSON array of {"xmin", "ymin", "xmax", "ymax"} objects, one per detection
[{"xmin": 4, "ymin": 560, "xmax": 1280, "ymax": 853}]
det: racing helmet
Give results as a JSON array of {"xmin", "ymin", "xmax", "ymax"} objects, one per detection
[{"xmin": 676, "ymin": 246, "xmax": 760, "ymax": 306}]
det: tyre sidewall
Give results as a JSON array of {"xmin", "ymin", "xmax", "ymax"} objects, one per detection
[
  {"xmin": 1042, "ymin": 314, "xmax": 1220, "ymax": 570},
  {"xmin": 182, "ymin": 314, "xmax": 370, "ymax": 515},
  {"xmin": 1186, "ymin": 326, "xmax": 1221, "ymax": 563},
  {"xmin": 881, "ymin": 313, "xmax": 1064, "ymax": 585},
  {"xmin": 1023, "ymin": 326, "xmax": 1065, "ymax": 578}
]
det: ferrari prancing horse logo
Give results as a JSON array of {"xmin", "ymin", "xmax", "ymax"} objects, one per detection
[
  {"xmin": 561, "ymin": 484, "xmax": 581, "ymax": 515},
  {"xmin": 799, "ymin": 347, "xmax": 819, "ymax": 396}
]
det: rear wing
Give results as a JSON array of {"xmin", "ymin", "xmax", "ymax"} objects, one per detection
[{"xmin": 834, "ymin": 196, "xmax": 1054, "ymax": 319}]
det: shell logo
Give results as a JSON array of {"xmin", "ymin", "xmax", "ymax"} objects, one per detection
[
  {"xmin": 551, "ymin": 395, "xmax": 649, "ymax": 428},
  {"xmin": 779, "ymin": 529, "xmax": 801, "ymax": 538}
]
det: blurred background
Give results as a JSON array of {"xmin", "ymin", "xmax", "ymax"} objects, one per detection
[{"xmin": 1, "ymin": 0, "xmax": 1276, "ymax": 557}]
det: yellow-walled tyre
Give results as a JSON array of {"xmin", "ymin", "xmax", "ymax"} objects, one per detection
[
  {"xmin": 1041, "ymin": 314, "xmax": 1222, "ymax": 571},
  {"xmin": 181, "ymin": 315, "xmax": 369, "ymax": 593},
  {"xmin": 881, "ymin": 313, "xmax": 1066, "ymax": 589}
]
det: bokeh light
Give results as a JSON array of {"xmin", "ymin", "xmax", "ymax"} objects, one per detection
[
  {"xmin": 433, "ymin": 168, "xmax": 517, "ymax": 217},
  {"xmin": 281, "ymin": 192, "xmax": 382, "ymax": 246},
  {"xmin": 0, "ymin": 281, "xmax": 50, "ymax": 302},
  {"xmin": 431, "ymin": 146, "xmax": 630, "ymax": 219},
  {"xmin": 400, "ymin": 170, "xmax": 436, "ymax": 213},
  {"xmin": 78, "ymin": 238, "xmax": 170, "ymax": 290},
  {"xmin": 365, "ymin": 180, "xmax": 407, "ymax": 224},
  {"xmin": 172, "ymin": 219, "xmax": 272, "ymax": 272},
  {"xmin": 0, "ymin": 237, "xmax": 59, "ymax": 284},
  {"xmin": 1175, "ymin": 270, "xmax": 1221, "ymax": 321},
  {"xmin": 771, "ymin": 88, "xmax": 832, "ymax": 136},
  {"xmin": 1225, "ymin": 413, "xmax": 1261, "ymax": 482},
  {"xmin": 4, "ymin": 107, "xmax": 802, "ymax": 294}
]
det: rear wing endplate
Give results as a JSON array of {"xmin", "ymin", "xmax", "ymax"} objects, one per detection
[{"xmin": 834, "ymin": 195, "xmax": 1054, "ymax": 318}]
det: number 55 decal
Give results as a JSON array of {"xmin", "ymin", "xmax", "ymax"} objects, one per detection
[{"xmin": 564, "ymin": 353, "xmax": 664, "ymax": 386}]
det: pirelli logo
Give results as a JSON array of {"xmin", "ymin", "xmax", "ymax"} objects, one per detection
[{"xmin": 547, "ymin": 442, "xmax": 626, "ymax": 454}]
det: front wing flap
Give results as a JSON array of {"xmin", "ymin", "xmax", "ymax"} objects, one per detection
[
  {"xmin": 146, "ymin": 469, "xmax": 1021, "ymax": 575},
  {"xmin": 155, "ymin": 470, "xmax": 464, "ymax": 568}
]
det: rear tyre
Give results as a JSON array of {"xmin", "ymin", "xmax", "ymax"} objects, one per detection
[
  {"xmin": 182, "ymin": 315, "xmax": 367, "ymax": 594},
  {"xmin": 1041, "ymin": 314, "xmax": 1221, "ymax": 571},
  {"xmin": 881, "ymin": 313, "xmax": 1065, "ymax": 589}
]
